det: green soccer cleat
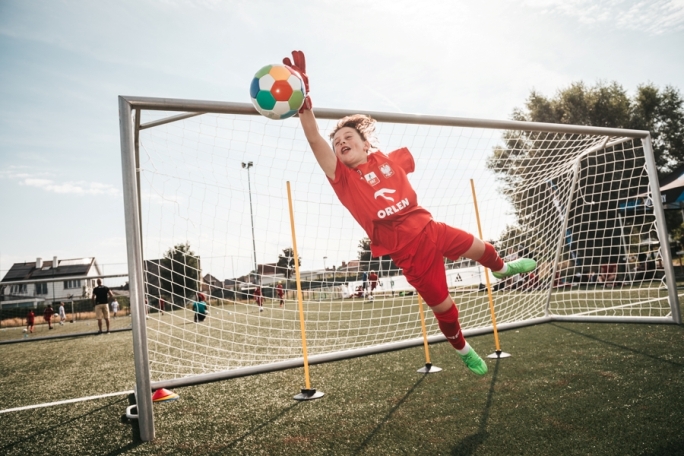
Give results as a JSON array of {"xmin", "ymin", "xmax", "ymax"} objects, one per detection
[
  {"xmin": 459, "ymin": 348, "xmax": 488, "ymax": 376},
  {"xmin": 492, "ymin": 258, "xmax": 537, "ymax": 279}
]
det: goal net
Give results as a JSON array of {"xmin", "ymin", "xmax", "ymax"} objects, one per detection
[{"xmin": 120, "ymin": 98, "xmax": 679, "ymax": 392}]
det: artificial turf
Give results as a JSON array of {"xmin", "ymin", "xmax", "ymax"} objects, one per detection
[{"xmin": 1, "ymin": 315, "xmax": 683, "ymax": 455}]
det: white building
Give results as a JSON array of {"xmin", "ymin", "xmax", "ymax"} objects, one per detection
[{"xmin": 0, "ymin": 257, "xmax": 102, "ymax": 304}]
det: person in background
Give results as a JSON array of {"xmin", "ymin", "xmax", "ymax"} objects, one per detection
[
  {"xmin": 276, "ymin": 282, "xmax": 285, "ymax": 307},
  {"xmin": 91, "ymin": 278, "xmax": 113, "ymax": 334},
  {"xmin": 26, "ymin": 309, "xmax": 35, "ymax": 333},
  {"xmin": 44, "ymin": 304, "xmax": 55, "ymax": 330},
  {"xmin": 192, "ymin": 293, "xmax": 208, "ymax": 323},
  {"xmin": 110, "ymin": 299, "xmax": 119, "ymax": 318},
  {"xmin": 58, "ymin": 302, "xmax": 66, "ymax": 326},
  {"xmin": 368, "ymin": 270, "xmax": 379, "ymax": 300},
  {"xmin": 361, "ymin": 270, "xmax": 368, "ymax": 298},
  {"xmin": 254, "ymin": 287, "xmax": 264, "ymax": 312}
]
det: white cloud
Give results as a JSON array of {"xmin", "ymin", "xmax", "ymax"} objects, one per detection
[
  {"xmin": 22, "ymin": 178, "xmax": 119, "ymax": 196},
  {"xmin": 524, "ymin": 0, "xmax": 684, "ymax": 34},
  {"xmin": 0, "ymin": 168, "xmax": 119, "ymax": 196}
]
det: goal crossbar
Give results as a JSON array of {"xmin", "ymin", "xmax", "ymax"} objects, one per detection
[{"xmin": 121, "ymin": 96, "xmax": 651, "ymax": 138}]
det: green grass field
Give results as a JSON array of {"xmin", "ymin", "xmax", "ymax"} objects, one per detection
[{"xmin": 1, "ymin": 292, "xmax": 683, "ymax": 455}]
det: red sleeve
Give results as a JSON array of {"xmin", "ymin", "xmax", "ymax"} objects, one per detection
[
  {"xmin": 387, "ymin": 147, "xmax": 415, "ymax": 174},
  {"xmin": 328, "ymin": 156, "xmax": 348, "ymax": 184}
]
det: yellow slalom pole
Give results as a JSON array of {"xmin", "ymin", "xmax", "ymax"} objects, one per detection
[
  {"xmin": 416, "ymin": 295, "xmax": 442, "ymax": 373},
  {"xmin": 286, "ymin": 181, "xmax": 324, "ymax": 400},
  {"xmin": 470, "ymin": 179, "xmax": 509, "ymax": 359}
]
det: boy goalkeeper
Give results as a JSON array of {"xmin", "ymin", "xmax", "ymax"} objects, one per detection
[{"xmin": 285, "ymin": 51, "xmax": 536, "ymax": 376}]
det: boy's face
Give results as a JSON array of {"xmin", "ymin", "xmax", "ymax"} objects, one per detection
[{"xmin": 332, "ymin": 127, "xmax": 370, "ymax": 168}]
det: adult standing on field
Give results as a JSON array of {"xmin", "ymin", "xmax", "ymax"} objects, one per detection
[{"xmin": 92, "ymin": 278, "xmax": 113, "ymax": 334}]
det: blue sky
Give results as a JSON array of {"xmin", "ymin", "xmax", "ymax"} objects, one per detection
[{"xmin": 1, "ymin": 0, "xmax": 683, "ymax": 280}]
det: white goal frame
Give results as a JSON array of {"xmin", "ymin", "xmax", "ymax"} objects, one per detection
[{"xmin": 119, "ymin": 95, "xmax": 681, "ymax": 441}]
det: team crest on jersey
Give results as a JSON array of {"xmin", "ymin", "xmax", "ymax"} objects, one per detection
[
  {"xmin": 379, "ymin": 163, "xmax": 394, "ymax": 178},
  {"xmin": 364, "ymin": 171, "xmax": 380, "ymax": 186}
]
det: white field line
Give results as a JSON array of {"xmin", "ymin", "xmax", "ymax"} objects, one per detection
[
  {"xmin": 0, "ymin": 390, "xmax": 134, "ymax": 414},
  {"xmin": 569, "ymin": 291, "xmax": 684, "ymax": 316}
]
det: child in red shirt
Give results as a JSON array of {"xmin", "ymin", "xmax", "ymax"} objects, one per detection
[
  {"xmin": 276, "ymin": 283, "xmax": 284, "ymax": 307},
  {"xmin": 43, "ymin": 304, "xmax": 54, "ymax": 330},
  {"xmin": 254, "ymin": 287, "xmax": 264, "ymax": 312},
  {"xmin": 368, "ymin": 271, "xmax": 379, "ymax": 299},
  {"xmin": 26, "ymin": 310, "xmax": 35, "ymax": 333},
  {"xmin": 285, "ymin": 51, "xmax": 536, "ymax": 376}
]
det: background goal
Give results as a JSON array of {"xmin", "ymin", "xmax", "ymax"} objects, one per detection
[{"xmin": 119, "ymin": 97, "xmax": 680, "ymax": 440}]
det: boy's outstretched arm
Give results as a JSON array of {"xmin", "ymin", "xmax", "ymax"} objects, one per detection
[
  {"xmin": 299, "ymin": 109, "xmax": 336, "ymax": 179},
  {"xmin": 283, "ymin": 50, "xmax": 336, "ymax": 179}
]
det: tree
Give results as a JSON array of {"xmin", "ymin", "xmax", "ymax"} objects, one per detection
[
  {"xmin": 159, "ymin": 242, "xmax": 200, "ymax": 302},
  {"xmin": 488, "ymin": 81, "xmax": 684, "ymax": 266},
  {"xmin": 358, "ymin": 237, "xmax": 372, "ymax": 268},
  {"xmin": 357, "ymin": 237, "xmax": 398, "ymax": 276},
  {"xmin": 277, "ymin": 247, "xmax": 301, "ymax": 279},
  {"xmin": 510, "ymin": 82, "xmax": 684, "ymax": 174}
]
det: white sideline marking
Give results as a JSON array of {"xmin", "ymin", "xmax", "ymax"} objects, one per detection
[{"xmin": 0, "ymin": 390, "xmax": 134, "ymax": 414}]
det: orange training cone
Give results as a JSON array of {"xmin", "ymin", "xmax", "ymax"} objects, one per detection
[{"xmin": 152, "ymin": 388, "xmax": 179, "ymax": 402}]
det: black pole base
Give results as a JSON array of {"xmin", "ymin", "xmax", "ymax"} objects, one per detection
[
  {"xmin": 294, "ymin": 388, "xmax": 324, "ymax": 401},
  {"xmin": 417, "ymin": 362, "xmax": 442, "ymax": 373}
]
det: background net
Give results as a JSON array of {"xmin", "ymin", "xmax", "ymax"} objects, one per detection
[{"xmin": 136, "ymin": 111, "xmax": 670, "ymax": 382}]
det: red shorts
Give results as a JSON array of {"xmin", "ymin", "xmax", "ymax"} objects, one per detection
[{"xmin": 391, "ymin": 220, "xmax": 474, "ymax": 306}]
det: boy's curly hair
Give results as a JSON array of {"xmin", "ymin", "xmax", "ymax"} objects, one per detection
[{"xmin": 329, "ymin": 114, "xmax": 378, "ymax": 150}]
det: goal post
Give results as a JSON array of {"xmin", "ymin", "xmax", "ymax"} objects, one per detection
[
  {"xmin": 118, "ymin": 95, "xmax": 680, "ymax": 441},
  {"xmin": 119, "ymin": 97, "xmax": 155, "ymax": 442}
]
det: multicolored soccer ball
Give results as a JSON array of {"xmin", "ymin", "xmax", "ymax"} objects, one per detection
[{"xmin": 250, "ymin": 64, "xmax": 306, "ymax": 120}]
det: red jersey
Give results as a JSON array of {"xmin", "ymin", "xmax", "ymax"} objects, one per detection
[
  {"xmin": 276, "ymin": 284, "xmax": 284, "ymax": 297},
  {"xmin": 369, "ymin": 272, "xmax": 378, "ymax": 283},
  {"xmin": 253, "ymin": 287, "xmax": 263, "ymax": 305},
  {"xmin": 329, "ymin": 148, "xmax": 432, "ymax": 256}
]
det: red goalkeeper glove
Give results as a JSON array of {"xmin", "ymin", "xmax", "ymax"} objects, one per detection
[{"xmin": 283, "ymin": 50, "xmax": 312, "ymax": 112}]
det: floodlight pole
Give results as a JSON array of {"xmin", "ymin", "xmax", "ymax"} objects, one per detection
[{"xmin": 242, "ymin": 162, "xmax": 258, "ymax": 284}]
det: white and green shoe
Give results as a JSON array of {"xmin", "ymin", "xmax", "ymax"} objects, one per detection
[
  {"xmin": 459, "ymin": 348, "xmax": 488, "ymax": 376},
  {"xmin": 492, "ymin": 258, "xmax": 537, "ymax": 279}
]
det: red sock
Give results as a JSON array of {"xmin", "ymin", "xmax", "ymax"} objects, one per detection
[
  {"xmin": 478, "ymin": 242, "xmax": 504, "ymax": 271},
  {"xmin": 434, "ymin": 304, "xmax": 466, "ymax": 350}
]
